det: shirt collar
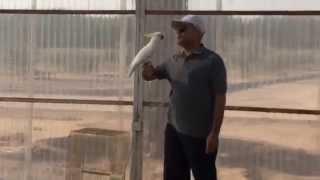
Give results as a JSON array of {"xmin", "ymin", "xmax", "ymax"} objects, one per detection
[{"xmin": 180, "ymin": 44, "xmax": 206, "ymax": 57}]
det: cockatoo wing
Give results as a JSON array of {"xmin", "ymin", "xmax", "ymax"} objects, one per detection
[{"xmin": 128, "ymin": 44, "xmax": 154, "ymax": 77}]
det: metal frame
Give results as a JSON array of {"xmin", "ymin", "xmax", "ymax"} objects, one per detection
[
  {"xmin": 0, "ymin": 9, "xmax": 136, "ymax": 14},
  {"xmin": 0, "ymin": 6, "xmax": 319, "ymax": 180},
  {"xmin": 0, "ymin": 97, "xmax": 318, "ymax": 115},
  {"xmin": 145, "ymin": 10, "xmax": 320, "ymax": 15},
  {"xmin": 1, "ymin": 9, "xmax": 320, "ymax": 15},
  {"xmin": 130, "ymin": 0, "xmax": 146, "ymax": 180}
]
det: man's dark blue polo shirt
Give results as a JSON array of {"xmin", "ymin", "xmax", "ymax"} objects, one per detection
[{"xmin": 155, "ymin": 45, "xmax": 227, "ymax": 138}]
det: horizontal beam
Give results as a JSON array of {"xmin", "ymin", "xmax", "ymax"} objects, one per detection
[
  {"xmin": 146, "ymin": 10, "xmax": 320, "ymax": 16},
  {"xmin": 0, "ymin": 97, "xmax": 318, "ymax": 115},
  {"xmin": 0, "ymin": 9, "xmax": 136, "ymax": 14},
  {"xmin": 0, "ymin": 97, "xmax": 133, "ymax": 105},
  {"xmin": 145, "ymin": 102, "xmax": 320, "ymax": 115},
  {"xmin": 227, "ymin": 106, "xmax": 320, "ymax": 115},
  {"xmin": 0, "ymin": 9, "xmax": 319, "ymax": 16},
  {"xmin": 82, "ymin": 169, "xmax": 111, "ymax": 176}
]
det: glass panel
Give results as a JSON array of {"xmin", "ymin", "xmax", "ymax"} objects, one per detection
[
  {"xmin": 143, "ymin": 15, "xmax": 320, "ymax": 180},
  {"xmin": 0, "ymin": 14, "xmax": 135, "ymax": 180},
  {"xmin": 146, "ymin": 0, "xmax": 187, "ymax": 10},
  {"xmin": 0, "ymin": 14, "xmax": 135, "ymax": 101},
  {"xmin": 188, "ymin": 0, "xmax": 320, "ymax": 10},
  {"xmin": 145, "ymin": 0, "xmax": 320, "ymax": 10},
  {"xmin": 0, "ymin": 102, "xmax": 30, "ymax": 180},
  {"xmin": 222, "ymin": 0, "xmax": 320, "ymax": 10},
  {"xmin": 218, "ymin": 111, "xmax": 320, "ymax": 180},
  {"xmin": 145, "ymin": 15, "xmax": 320, "ymax": 109},
  {"xmin": 0, "ymin": 0, "xmax": 135, "ymax": 10}
]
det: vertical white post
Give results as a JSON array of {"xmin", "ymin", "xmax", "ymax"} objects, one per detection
[
  {"xmin": 217, "ymin": 0, "xmax": 222, "ymax": 10},
  {"xmin": 130, "ymin": 0, "xmax": 146, "ymax": 180},
  {"xmin": 32, "ymin": 0, "xmax": 37, "ymax": 9},
  {"xmin": 318, "ymin": 78, "xmax": 320, "ymax": 120},
  {"xmin": 213, "ymin": 0, "xmax": 222, "ymax": 51},
  {"xmin": 119, "ymin": 0, "xmax": 128, "ymax": 81},
  {"xmin": 25, "ymin": 1, "xmax": 36, "ymax": 180},
  {"xmin": 118, "ymin": 0, "xmax": 128, "ymax": 130},
  {"xmin": 213, "ymin": 1, "xmax": 222, "ymax": 176}
]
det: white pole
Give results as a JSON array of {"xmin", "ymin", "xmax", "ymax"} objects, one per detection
[
  {"xmin": 213, "ymin": 0, "xmax": 222, "ymax": 50},
  {"xmin": 118, "ymin": 0, "xmax": 128, "ymax": 130},
  {"xmin": 130, "ymin": 0, "xmax": 146, "ymax": 179},
  {"xmin": 32, "ymin": 0, "xmax": 36, "ymax": 8},
  {"xmin": 217, "ymin": 0, "xmax": 222, "ymax": 10},
  {"xmin": 25, "ymin": 1, "xmax": 36, "ymax": 180},
  {"xmin": 318, "ymin": 78, "xmax": 320, "ymax": 120}
]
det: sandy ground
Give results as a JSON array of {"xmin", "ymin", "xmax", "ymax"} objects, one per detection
[
  {"xmin": 143, "ymin": 78, "xmax": 320, "ymax": 180},
  {"xmin": 227, "ymin": 79, "xmax": 320, "ymax": 110},
  {"xmin": 0, "ymin": 79, "xmax": 318, "ymax": 180}
]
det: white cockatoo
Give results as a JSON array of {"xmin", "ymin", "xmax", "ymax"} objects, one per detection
[{"xmin": 128, "ymin": 32, "xmax": 164, "ymax": 77}]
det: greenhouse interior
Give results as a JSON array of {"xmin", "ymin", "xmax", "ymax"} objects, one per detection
[{"xmin": 0, "ymin": 0, "xmax": 319, "ymax": 180}]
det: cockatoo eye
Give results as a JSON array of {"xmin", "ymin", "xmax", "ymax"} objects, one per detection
[{"xmin": 160, "ymin": 35, "xmax": 164, "ymax": 40}]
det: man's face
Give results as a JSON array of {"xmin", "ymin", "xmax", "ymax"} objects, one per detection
[{"xmin": 175, "ymin": 23, "xmax": 201, "ymax": 47}]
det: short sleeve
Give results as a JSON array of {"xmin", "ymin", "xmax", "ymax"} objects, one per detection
[{"xmin": 210, "ymin": 56, "xmax": 227, "ymax": 94}]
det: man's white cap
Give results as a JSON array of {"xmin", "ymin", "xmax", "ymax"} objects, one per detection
[{"xmin": 171, "ymin": 15, "xmax": 205, "ymax": 34}]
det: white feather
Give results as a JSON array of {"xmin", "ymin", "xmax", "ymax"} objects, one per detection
[{"xmin": 128, "ymin": 32, "xmax": 164, "ymax": 77}]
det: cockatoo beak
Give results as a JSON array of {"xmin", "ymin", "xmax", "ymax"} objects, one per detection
[{"xmin": 144, "ymin": 33, "xmax": 154, "ymax": 38}]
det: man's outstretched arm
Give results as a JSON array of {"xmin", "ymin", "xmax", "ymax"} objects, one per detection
[
  {"xmin": 142, "ymin": 61, "xmax": 168, "ymax": 81},
  {"xmin": 142, "ymin": 62, "xmax": 158, "ymax": 81}
]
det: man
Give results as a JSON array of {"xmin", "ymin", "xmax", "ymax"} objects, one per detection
[{"xmin": 143, "ymin": 15, "xmax": 227, "ymax": 180}]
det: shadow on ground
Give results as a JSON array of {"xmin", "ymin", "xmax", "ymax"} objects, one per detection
[{"xmin": 0, "ymin": 134, "xmax": 319, "ymax": 180}]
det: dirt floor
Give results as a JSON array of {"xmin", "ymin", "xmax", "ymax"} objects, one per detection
[
  {"xmin": 0, "ymin": 79, "xmax": 318, "ymax": 180},
  {"xmin": 143, "ymin": 78, "xmax": 320, "ymax": 180}
]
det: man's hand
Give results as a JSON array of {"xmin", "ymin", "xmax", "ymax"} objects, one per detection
[
  {"xmin": 142, "ymin": 62, "xmax": 156, "ymax": 81},
  {"xmin": 206, "ymin": 132, "xmax": 219, "ymax": 154}
]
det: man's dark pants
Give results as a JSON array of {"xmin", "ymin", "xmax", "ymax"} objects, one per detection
[{"xmin": 164, "ymin": 124, "xmax": 218, "ymax": 180}]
